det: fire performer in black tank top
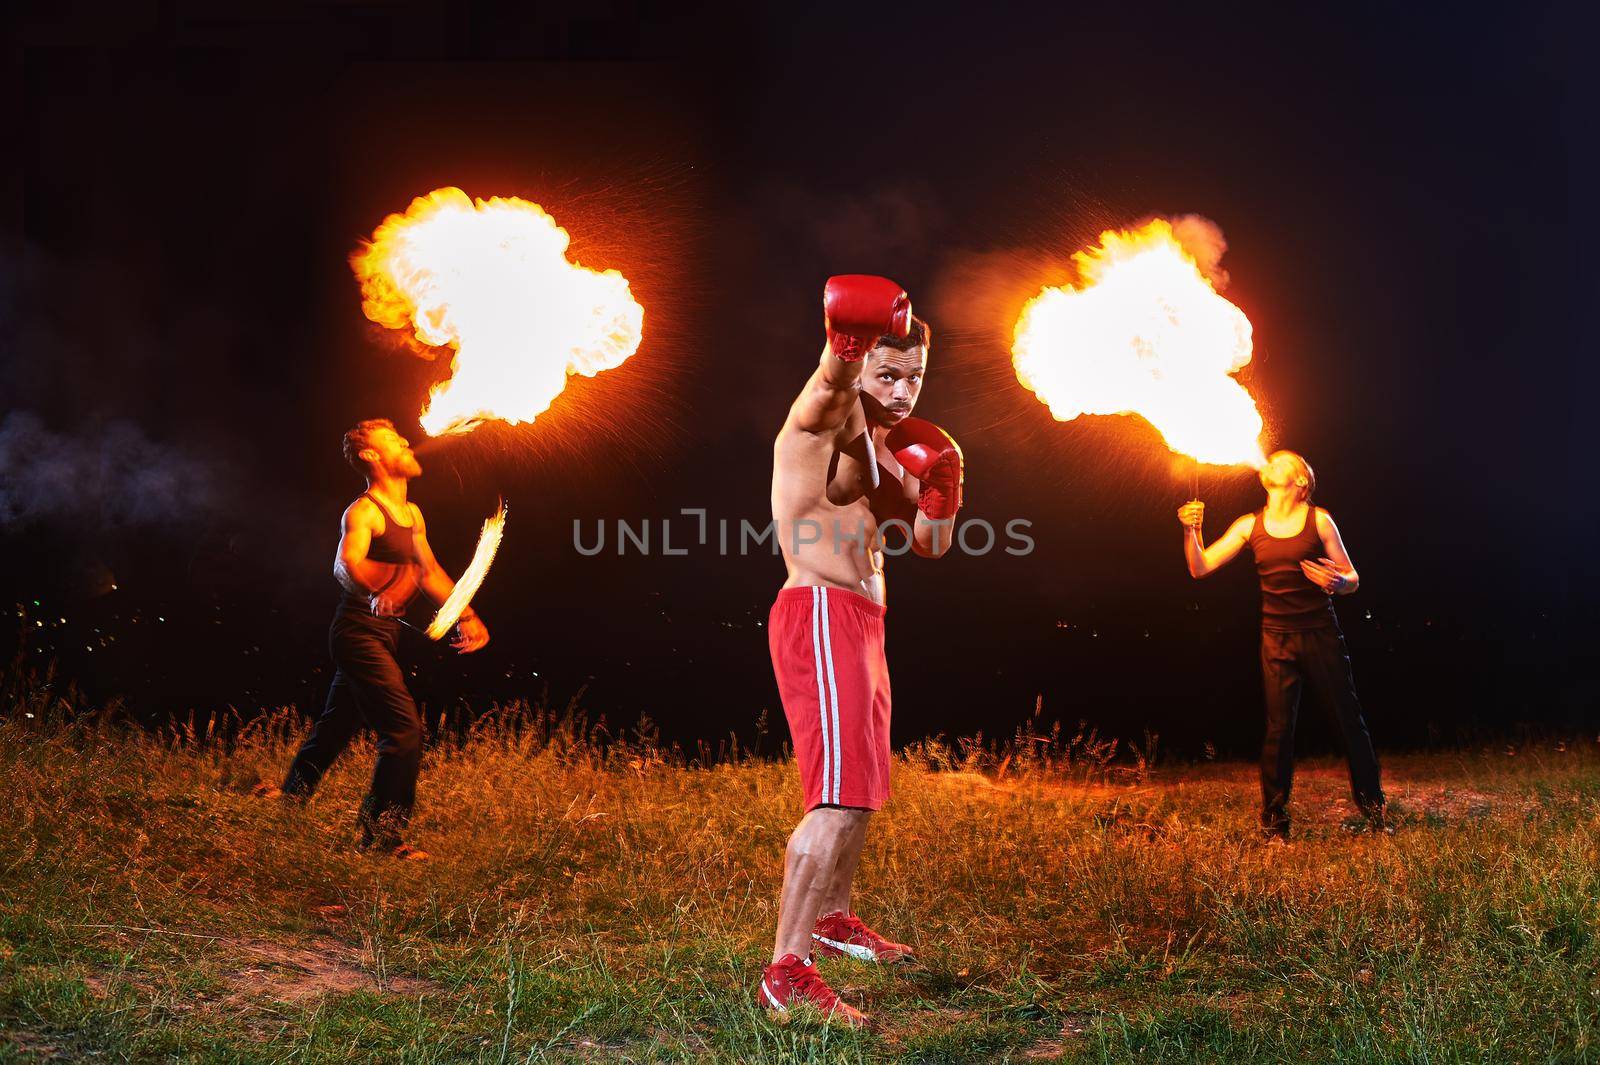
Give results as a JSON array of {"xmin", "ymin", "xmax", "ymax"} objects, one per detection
[
  {"xmin": 259, "ymin": 418, "xmax": 490, "ymax": 859},
  {"xmin": 1178, "ymin": 450, "xmax": 1385, "ymax": 839}
]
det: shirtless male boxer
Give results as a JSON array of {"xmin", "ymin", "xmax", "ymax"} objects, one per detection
[
  {"xmin": 756, "ymin": 276, "xmax": 964, "ymax": 1025},
  {"xmin": 261, "ymin": 419, "xmax": 489, "ymax": 859}
]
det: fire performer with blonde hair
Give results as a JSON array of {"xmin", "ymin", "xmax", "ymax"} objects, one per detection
[
  {"xmin": 259, "ymin": 419, "xmax": 489, "ymax": 859},
  {"xmin": 756, "ymin": 276, "xmax": 964, "ymax": 1026},
  {"xmin": 1179, "ymin": 449, "xmax": 1385, "ymax": 839}
]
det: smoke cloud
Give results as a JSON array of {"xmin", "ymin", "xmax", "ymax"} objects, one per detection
[
  {"xmin": 1167, "ymin": 214, "xmax": 1231, "ymax": 290},
  {"xmin": 0, "ymin": 412, "xmax": 225, "ymax": 530}
]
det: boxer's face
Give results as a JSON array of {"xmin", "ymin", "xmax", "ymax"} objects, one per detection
[
  {"xmin": 861, "ymin": 344, "xmax": 926, "ymax": 427},
  {"xmin": 366, "ymin": 427, "xmax": 423, "ymax": 479}
]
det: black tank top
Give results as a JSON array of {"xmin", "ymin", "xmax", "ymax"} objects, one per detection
[
  {"xmin": 1248, "ymin": 507, "xmax": 1336, "ymax": 631},
  {"xmin": 362, "ymin": 492, "xmax": 418, "ymax": 565},
  {"xmin": 337, "ymin": 492, "xmax": 419, "ymax": 617}
]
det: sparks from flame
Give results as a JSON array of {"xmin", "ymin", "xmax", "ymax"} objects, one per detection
[
  {"xmin": 353, "ymin": 187, "xmax": 644, "ymax": 437},
  {"xmin": 1011, "ymin": 218, "xmax": 1265, "ymax": 467},
  {"xmin": 425, "ymin": 501, "xmax": 507, "ymax": 640}
]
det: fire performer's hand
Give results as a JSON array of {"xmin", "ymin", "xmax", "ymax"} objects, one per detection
[
  {"xmin": 888, "ymin": 417, "xmax": 963, "ymax": 520},
  {"xmin": 1178, "ymin": 501, "xmax": 1205, "ymax": 529},
  {"xmin": 452, "ymin": 610, "xmax": 490, "ymax": 653},
  {"xmin": 369, "ymin": 565, "xmax": 421, "ymax": 617},
  {"xmin": 1300, "ymin": 557, "xmax": 1350, "ymax": 594},
  {"xmin": 823, "ymin": 275, "xmax": 912, "ymax": 362}
]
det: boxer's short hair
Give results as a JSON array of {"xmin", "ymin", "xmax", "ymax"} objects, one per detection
[
  {"xmin": 343, "ymin": 418, "xmax": 396, "ymax": 473},
  {"xmin": 1270, "ymin": 449, "xmax": 1316, "ymax": 502},
  {"xmin": 874, "ymin": 315, "xmax": 932, "ymax": 355}
]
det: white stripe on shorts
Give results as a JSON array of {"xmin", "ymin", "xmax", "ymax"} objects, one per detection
[
  {"xmin": 818, "ymin": 588, "xmax": 842, "ymax": 804},
  {"xmin": 810, "ymin": 587, "xmax": 831, "ymax": 805}
]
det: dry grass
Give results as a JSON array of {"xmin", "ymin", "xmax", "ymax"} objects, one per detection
[{"xmin": 1, "ymin": 677, "xmax": 1597, "ymax": 1062}]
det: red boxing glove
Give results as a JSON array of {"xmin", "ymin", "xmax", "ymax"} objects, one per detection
[
  {"xmin": 823, "ymin": 274, "xmax": 912, "ymax": 362},
  {"xmin": 886, "ymin": 416, "xmax": 963, "ymax": 520}
]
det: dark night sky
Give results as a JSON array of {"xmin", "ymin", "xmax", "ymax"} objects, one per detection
[{"xmin": 3, "ymin": 2, "xmax": 1592, "ymax": 755}]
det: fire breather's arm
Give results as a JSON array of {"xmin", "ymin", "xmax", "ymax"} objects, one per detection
[
  {"xmin": 1182, "ymin": 508, "xmax": 1253, "ymax": 578},
  {"xmin": 1303, "ymin": 509, "xmax": 1360, "ymax": 594},
  {"xmin": 410, "ymin": 507, "xmax": 488, "ymax": 650},
  {"xmin": 409, "ymin": 508, "xmax": 470, "ymax": 614},
  {"xmin": 333, "ymin": 503, "xmax": 390, "ymax": 595}
]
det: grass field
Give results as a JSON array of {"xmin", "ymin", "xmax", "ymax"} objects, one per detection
[{"xmin": 2, "ymin": 679, "xmax": 1597, "ymax": 1063}]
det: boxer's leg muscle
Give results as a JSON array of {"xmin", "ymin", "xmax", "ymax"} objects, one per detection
[{"xmin": 773, "ymin": 806, "xmax": 872, "ymax": 962}]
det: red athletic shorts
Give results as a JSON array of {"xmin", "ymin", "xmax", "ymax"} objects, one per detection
[{"xmin": 768, "ymin": 586, "xmax": 892, "ymax": 811}]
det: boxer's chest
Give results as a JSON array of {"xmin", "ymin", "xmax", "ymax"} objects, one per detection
[{"xmin": 826, "ymin": 449, "xmax": 905, "ymax": 528}]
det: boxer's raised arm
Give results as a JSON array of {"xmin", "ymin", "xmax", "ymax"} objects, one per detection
[
  {"xmin": 789, "ymin": 275, "xmax": 911, "ymax": 437},
  {"xmin": 787, "ymin": 361, "xmax": 864, "ymax": 438}
]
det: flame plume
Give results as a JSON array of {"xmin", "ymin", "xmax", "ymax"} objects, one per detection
[
  {"xmin": 353, "ymin": 187, "xmax": 644, "ymax": 437},
  {"xmin": 1011, "ymin": 218, "xmax": 1265, "ymax": 467}
]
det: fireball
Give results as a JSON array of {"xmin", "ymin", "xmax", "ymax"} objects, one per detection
[
  {"xmin": 1011, "ymin": 218, "xmax": 1265, "ymax": 467},
  {"xmin": 353, "ymin": 187, "xmax": 643, "ymax": 436}
]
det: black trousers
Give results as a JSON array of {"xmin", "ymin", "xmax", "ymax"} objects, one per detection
[
  {"xmin": 1259, "ymin": 625, "xmax": 1384, "ymax": 830},
  {"xmin": 283, "ymin": 609, "xmax": 423, "ymax": 848}
]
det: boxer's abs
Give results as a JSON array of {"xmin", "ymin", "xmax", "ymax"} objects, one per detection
[
  {"xmin": 774, "ymin": 501, "xmax": 886, "ymax": 605},
  {"xmin": 771, "ymin": 424, "xmax": 890, "ymax": 605}
]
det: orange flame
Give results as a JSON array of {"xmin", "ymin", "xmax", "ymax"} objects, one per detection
[
  {"xmin": 1011, "ymin": 218, "xmax": 1265, "ymax": 467},
  {"xmin": 353, "ymin": 187, "xmax": 643, "ymax": 436},
  {"xmin": 424, "ymin": 501, "xmax": 506, "ymax": 640}
]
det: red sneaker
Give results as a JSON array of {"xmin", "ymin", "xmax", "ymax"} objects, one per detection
[
  {"xmin": 811, "ymin": 911, "xmax": 916, "ymax": 964},
  {"xmin": 756, "ymin": 953, "xmax": 868, "ymax": 1026}
]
